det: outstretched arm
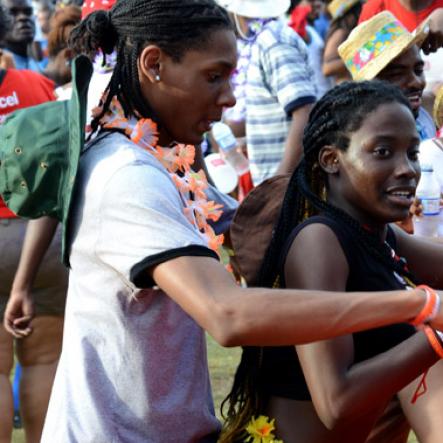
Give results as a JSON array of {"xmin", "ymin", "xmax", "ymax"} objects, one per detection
[
  {"xmin": 285, "ymin": 223, "xmax": 439, "ymax": 429},
  {"xmin": 3, "ymin": 216, "xmax": 58, "ymax": 337},
  {"xmin": 150, "ymin": 250, "xmax": 441, "ymax": 348}
]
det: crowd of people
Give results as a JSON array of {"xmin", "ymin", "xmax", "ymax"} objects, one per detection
[{"xmin": 1, "ymin": 0, "xmax": 443, "ymax": 442}]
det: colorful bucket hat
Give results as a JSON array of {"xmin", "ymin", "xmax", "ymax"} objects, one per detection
[
  {"xmin": 338, "ymin": 11, "xmax": 429, "ymax": 81},
  {"xmin": 217, "ymin": 0, "xmax": 290, "ymax": 19},
  {"xmin": 327, "ymin": 0, "xmax": 361, "ymax": 21},
  {"xmin": 434, "ymin": 85, "xmax": 443, "ymax": 129}
]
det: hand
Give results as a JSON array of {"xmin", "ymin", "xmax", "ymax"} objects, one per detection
[
  {"xmin": 410, "ymin": 197, "xmax": 423, "ymax": 217},
  {"xmin": 420, "ymin": 9, "xmax": 443, "ymax": 54},
  {"xmin": 3, "ymin": 288, "xmax": 35, "ymax": 338},
  {"xmin": 395, "ymin": 198, "xmax": 422, "ymax": 234}
]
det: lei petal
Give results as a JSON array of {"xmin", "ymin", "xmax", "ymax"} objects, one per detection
[
  {"xmin": 130, "ymin": 118, "xmax": 159, "ymax": 150},
  {"xmin": 97, "ymin": 98, "xmax": 224, "ymax": 256},
  {"xmin": 175, "ymin": 144, "xmax": 195, "ymax": 172}
]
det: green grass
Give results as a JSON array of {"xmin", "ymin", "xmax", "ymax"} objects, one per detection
[{"xmin": 11, "ymin": 339, "xmax": 418, "ymax": 442}]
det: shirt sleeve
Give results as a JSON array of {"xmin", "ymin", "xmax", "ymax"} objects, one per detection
[
  {"xmin": 260, "ymin": 31, "xmax": 317, "ymax": 115},
  {"xmin": 96, "ymin": 163, "xmax": 218, "ymax": 288}
]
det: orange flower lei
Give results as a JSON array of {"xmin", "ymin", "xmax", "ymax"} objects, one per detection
[{"xmin": 93, "ymin": 97, "xmax": 224, "ymax": 254}]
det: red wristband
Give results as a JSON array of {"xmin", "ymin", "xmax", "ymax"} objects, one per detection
[{"xmin": 411, "ymin": 285, "xmax": 440, "ymax": 326}]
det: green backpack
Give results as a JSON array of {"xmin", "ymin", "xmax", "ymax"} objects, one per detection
[{"xmin": 0, "ymin": 55, "xmax": 93, "ymax": 265}]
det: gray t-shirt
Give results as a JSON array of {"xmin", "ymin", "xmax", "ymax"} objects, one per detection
[{"xmin": 41, "ymin": 132, "xmax": 220, "ymax": 442}]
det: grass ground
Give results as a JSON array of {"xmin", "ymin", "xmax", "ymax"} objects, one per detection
[{"xmin": 11, "ymin": 337, "xmax": 418, "ymax": 442}]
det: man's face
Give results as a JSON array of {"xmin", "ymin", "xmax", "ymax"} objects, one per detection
[
  {"xmin": 3, "ymin": 0, "xmax": 35, "ymax": 45},
  {"xmin": 306, "ymin": 0, "xmax": 325, "ymax": 21},
  {"xmin": 376, "ymin": 45, "xmax": 426, "ymax": 118}
]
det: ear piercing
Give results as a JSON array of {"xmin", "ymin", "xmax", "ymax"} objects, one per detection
[{"xmin": 155, "ymin": 74, "xmax": 161, "ymax": 82}]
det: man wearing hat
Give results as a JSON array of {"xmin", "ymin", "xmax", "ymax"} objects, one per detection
[
  {"xmin": 339, "ymin": 11, "xmax": 438, "ymax": 141},
  {"xmin": 359, "ymin": 1, "xmax": 443, "ymax": 96},
  {"xmin": 219, "ymin": 0, "xmax": 317, "ymax": 186}
]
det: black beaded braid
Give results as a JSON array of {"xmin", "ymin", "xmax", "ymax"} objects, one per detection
[
  {"xmin": 221, "ymin": 81, "xmax": 419, "ymax": 443},
  {"xmin": 69, "ymin": 0, "xmax": 232, "ymax": 133}
]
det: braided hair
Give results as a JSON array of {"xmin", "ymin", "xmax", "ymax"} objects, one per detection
[
  {"xmin": 221, "ymin": 80, "xmax": 419, "ymax": 443},
  {"xmin": 69, "ymin": 0, "xmax": 232, "ymax": 133}
]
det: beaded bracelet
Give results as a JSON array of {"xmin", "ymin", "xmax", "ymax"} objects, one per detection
[{"xmin": 410, "ymin": 285, "xmax": 441, "ymax": 326}]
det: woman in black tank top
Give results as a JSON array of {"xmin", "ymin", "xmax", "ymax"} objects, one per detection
[{"xmin": 222, "ymin": 81, "xmax": 443, "ymax": 443}]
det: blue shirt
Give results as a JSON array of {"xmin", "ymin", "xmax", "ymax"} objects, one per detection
[
  {"xmin": 9, "ymin": 51, "xmax": 46, "ymax": 73},
  {"xmin": 417, "ymin": 107, "xmax": 436, "ymax": 141},
  {"xmin": 314, "ymin": 12, "xmax": 330, "ymax": 40}
]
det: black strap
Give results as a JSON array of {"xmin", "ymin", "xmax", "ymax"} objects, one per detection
[{"xmin": 0, "ymin": 69, "xmax": 6, "ymax": 87}]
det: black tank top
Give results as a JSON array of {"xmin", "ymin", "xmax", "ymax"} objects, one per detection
[{"xmin": 260, "ymin": 215, "xmax": 417, "ymax": 400}]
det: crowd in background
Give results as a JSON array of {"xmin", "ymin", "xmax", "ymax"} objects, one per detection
[{"xmin": 1, "ymin": 0, "xmax": 443, "ymax": 442}]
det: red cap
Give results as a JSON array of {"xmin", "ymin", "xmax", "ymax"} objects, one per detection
[{"xmin": 81, "ymin": 0, "xmax": 116, "ymax": 19}]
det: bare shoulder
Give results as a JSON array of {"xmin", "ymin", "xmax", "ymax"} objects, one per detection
[{"xmin": 285, "ymin": 222, "xmax": 349, "ymax": 291}]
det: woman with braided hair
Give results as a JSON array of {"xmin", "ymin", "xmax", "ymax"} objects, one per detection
[
  {"xmin": 4, "ymin": 1, "xmax": 443, "ymax": 441},
  {"xmin": 222, "ymin": 81, "xmax": 443, "ymax": 443}
]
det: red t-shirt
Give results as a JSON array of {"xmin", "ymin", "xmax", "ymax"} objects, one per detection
[
  {"xmin": 0, "ymin": 69, "xmax": 55, "ymax": 218},
  {"xmin": 359, "ymin": 0, "xmax": 443, "ymax": 31}
]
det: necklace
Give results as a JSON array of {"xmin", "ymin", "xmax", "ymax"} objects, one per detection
[{"xmin": 93, "ymin": 97, "xmax": 225, "ymax": 254}]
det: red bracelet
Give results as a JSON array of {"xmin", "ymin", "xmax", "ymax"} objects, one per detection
[
  {"xmin": 423, "ymin": 325, "xmax": 443, "ymax": 359},
  {"xmin": 411, "ymin": 285, "xmax": 440, "ymax": 326}
]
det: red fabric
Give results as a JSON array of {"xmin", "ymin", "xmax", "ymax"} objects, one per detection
[
  {"xmin": 289, "ymin": 5, "xmax": 311, "ymax": 39},
  {"xmin": 81, "ymin": 0, "xmax": 116, "ymax": 19},
  {"xmin": 359, "ymin": 0, "xmax": 443, "ymax": 31},
  {"xmin": 237, "ymin": 171, "xmax": 254, "ymax": 202},
  {"xmin": 0, "ymin": 69, "xmax": 55, "ymax": 218}
]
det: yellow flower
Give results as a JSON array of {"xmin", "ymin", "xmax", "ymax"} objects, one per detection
[{"xmin": 245, "ymin": 416, "xmax": 279, "ymax": 443}]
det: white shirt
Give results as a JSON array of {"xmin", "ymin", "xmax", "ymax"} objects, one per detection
[{"xmin": 42, "ymin": 132, "xmax": 220, "ymax": 443}]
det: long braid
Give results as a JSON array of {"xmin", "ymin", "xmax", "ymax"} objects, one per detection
[
  {"xmin": 69, "ymin": 0, "xmax": 232, "ymax": 132},
  {"xmin": 222, "ymin": 81, "xmax": 419, "ymax": 441}
]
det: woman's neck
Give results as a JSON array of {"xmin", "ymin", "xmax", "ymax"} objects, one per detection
[
  {"xmin": 399, "ymin": 0, "xmax": 434, "ymax": 12},
  {"xmin": 326, "ymin": 194, "xmax": 388, "ymax": 241}
]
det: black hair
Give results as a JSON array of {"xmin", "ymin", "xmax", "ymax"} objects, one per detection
[
  {"xmin": 326, "ymin": 1, "xmax": 362, "ymax": 41},
  {"xmin": 0, "ymin": 3, "xmax": 12, "ymax": 42},
  {"xmin": 69, "ymin": 0, "xmax": 233, "ymax": 134},
  {"xmin": 221, "ymin": 80, "xmax": 417, "ymax": 443}
]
